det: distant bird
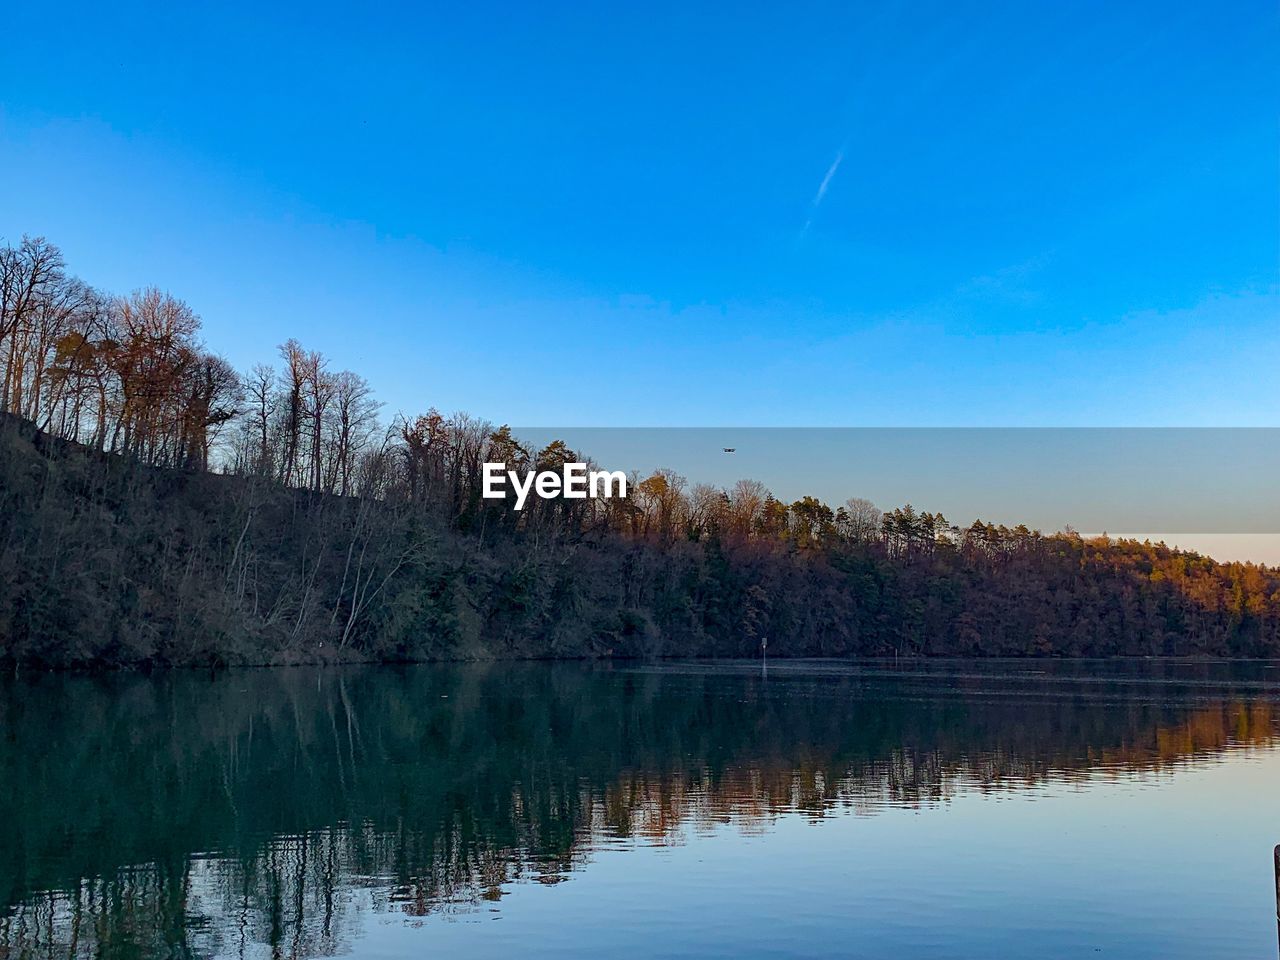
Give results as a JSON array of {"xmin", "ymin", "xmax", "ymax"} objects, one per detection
[{"xmin": 723, "ymin": 447, "xmax": 736, "ymax": 453}]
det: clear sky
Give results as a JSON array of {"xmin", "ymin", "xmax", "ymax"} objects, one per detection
[{"xmin": 0, "ymin": 1, "xmax": 1276, "ymax": 428}]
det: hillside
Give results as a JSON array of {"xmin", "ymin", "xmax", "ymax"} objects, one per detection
[{"xmin": 1, "ymin": 413, "xmax": 1277, "ymax": 668}]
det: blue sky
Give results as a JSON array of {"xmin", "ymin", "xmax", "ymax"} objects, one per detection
[{"xmin": 0, "ymin": 0, "xmax": 1276, "ymax": 426}]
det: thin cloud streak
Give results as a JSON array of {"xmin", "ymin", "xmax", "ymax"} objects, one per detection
[
  {"xmin": 812, "ymin": 150, "xmax": 845, "ymax": 207},
  {"xmin": 800, "ymin": 148, "xmax": 845, "ymax": 238}
]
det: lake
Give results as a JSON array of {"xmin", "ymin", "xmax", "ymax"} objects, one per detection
[{"xmin": 1, "ymin": 660, "xmax": 1277, "ymax": 958}]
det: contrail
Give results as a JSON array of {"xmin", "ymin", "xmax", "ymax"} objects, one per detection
[
  {"xmin": 801, "ymin": 148, "xmax": 845, "ymax": 237},
  {"xmin": 812, "ymin": 150, "xmax": 845, "ymax": 207}
]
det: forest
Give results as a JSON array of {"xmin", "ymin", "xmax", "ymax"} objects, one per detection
[{"xmin": 2, "ymin": 234, "xmax": 1278, "ymax": 668}]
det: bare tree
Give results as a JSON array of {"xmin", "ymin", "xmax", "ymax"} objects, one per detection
[
  {"xmin": 302, "ymin": 348, "xmax": 333, "ymax": 492},
  {"xmin": 841, "ymin": 497, "xmax": 883, "ymax": 544},
  {"xmin": 242, "ymin": 363, "xmax": 277, "ymax": 475},
  {"xmin": 0, "ymin": 236, "xmax": 67, "ymax": 414},
  {"xmin": 727, "ymin": 479, "xmax": 768, "ymax": 540},
  {"xmin": 178, "ymin": 353, "xmax": 242, "ymax": 470},
  {"xmin": 278, "ymin": 340, "xmax": 308, "ymax": 486},
  {"xmin": 105, "ymin": 288, "xmax": 201, "ymax": 463},
  {"xmin": 328, "ymin": 370, "xmax": 381, "ymax": 495}
]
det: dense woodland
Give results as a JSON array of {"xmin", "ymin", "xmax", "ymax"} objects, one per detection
[{"xmin": 2, "ymin": 234, "xmax": 1279, "ymax": 668}]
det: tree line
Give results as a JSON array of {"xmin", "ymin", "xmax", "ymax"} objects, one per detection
[{"xmin": 2, "ymin": 233, "xmax": 1279, "ymax": 667}]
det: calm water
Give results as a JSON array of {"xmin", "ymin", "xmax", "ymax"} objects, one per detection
[{"xmin": 1, "ymin": 660, "xmax": 1278, "ymax": 959}]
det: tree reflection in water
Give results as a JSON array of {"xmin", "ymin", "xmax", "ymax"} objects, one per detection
[{"xmin": 1, "ymin": 661, "xmax": 1275, "ymax": 958}]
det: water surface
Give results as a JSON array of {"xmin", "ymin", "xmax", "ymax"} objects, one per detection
[{"xmin": 1, "ymin": 659, "xmax": 1277, "ymax": 958}]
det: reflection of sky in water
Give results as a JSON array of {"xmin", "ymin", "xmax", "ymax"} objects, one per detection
[
  {"xmin": 2, "ymin": 661, "xmax": 1277, "ymax": 959},
  {"xmin": 346, "ymin": 750, "xmax": 1280, "ymax": 960}
]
